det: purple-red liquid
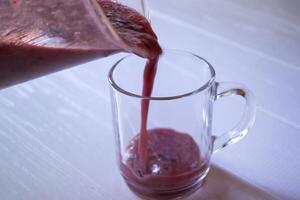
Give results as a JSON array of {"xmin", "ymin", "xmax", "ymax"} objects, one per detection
[
  {"xmin": 1, "ymin": 0, "xmax": 207, "ymax": 198},
  {"xmin": 121, "ymin": 128, "xmax": 207, "ymax": 199},
  {"xmin": 103, "ymin": 3, "xmax": 207, "ymax": 196},
  {"xmin": 0, "ymin": 44, "xmax": 118, "ymax": 89}
]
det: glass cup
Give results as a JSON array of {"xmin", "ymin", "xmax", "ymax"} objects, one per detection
[{"xmin": 108, "ymin": 50, "xmax": 256, "ymax": 199}]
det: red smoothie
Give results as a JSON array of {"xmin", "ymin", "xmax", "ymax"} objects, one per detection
[
  {"xmin": 0, "ymin": 44, "xmax": 118, "ymax": 89},
  {"xmin": 103, "ymin": 2, "xmax": 207, "ymax": 196},
  {"xmin": 121, "ymin": 129, "xmax": 208, "ymax": 199},
  {"xmin": 1, "ymin": 0, "xmax": 206, "ymax": 198},
  {"xmin": 106, "ymin": 2, "xmax": 206, "ymax": 198}
]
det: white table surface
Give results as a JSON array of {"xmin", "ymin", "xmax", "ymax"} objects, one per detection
[{"xmin": 0, "ymin": 0, "xmax": 299, "ymax": 199}]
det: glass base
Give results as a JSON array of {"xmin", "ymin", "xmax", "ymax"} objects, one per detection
[{"xmin": 125, "ymin": 167, "xmax": 210, "ymax": 200}]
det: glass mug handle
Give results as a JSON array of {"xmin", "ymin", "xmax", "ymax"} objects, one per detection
[{"xmin": 212, "ymin": 82, "xmax": 256, "ymax": 153}]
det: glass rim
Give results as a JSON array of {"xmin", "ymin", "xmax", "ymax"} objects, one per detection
[{"xmin": 108, "ymin": 49, "xmax": 216, "ymax": 101}]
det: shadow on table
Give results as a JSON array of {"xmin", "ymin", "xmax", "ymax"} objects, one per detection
[{"xmin": 187, "ymin": 164, "xmax": 279, "ymax": 200}]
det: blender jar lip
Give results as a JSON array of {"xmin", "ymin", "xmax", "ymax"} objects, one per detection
[{"xmin": 108, "ymin": 49, "xmax": 216, "ymax": 101}]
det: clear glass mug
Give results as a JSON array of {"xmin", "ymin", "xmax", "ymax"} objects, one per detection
[{"xmin": 108, "ymin": 50, "xmax": 256, "ymax": 199}]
